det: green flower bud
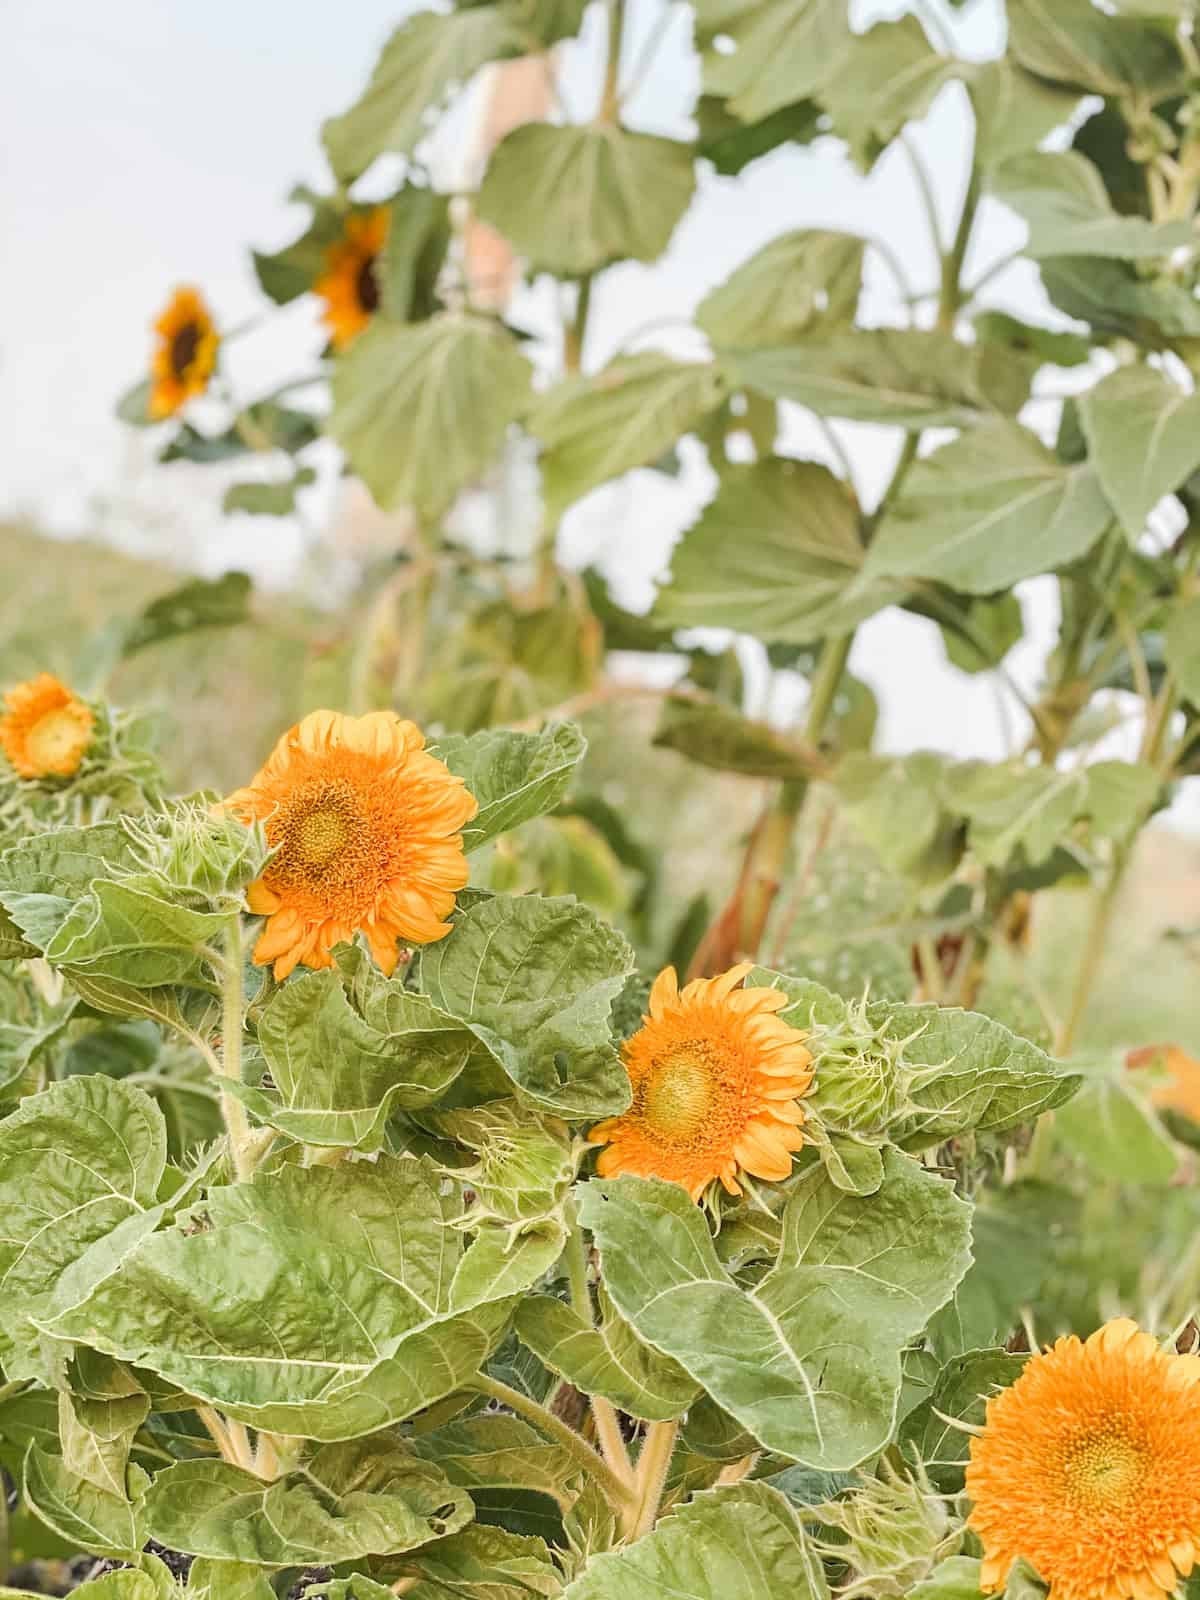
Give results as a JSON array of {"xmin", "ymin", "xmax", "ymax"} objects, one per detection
[
  {"xmin": 122, "ymin": 801, "xmax": 271, "ymax": 904},
  {"xmin": 806, "ymin": 995, "xmax": 907, "ymax": 1134},
  {"xmin": 816, "ymin": 1463, "xmax": 956, "ymax": 1598}
]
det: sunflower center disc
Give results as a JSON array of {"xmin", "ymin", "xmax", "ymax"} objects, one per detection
[
  {"xmin": 645, "ymin": 1050, "xmax": 715, "ymax": 1140},
  {"xmin": 27, "ymin": 708, "xmax": 85, "ymax": 770},
  {"xmin": 294, "ymin": 805, "xmax": 352, "ymax": 868},
  {"xmin": 170, "ymin": 321, "xmax": 201, "ymax": 378},
  {"xmin": 1063, "ymin": 1424, "xmax": 1148, "ymax": 1508}
]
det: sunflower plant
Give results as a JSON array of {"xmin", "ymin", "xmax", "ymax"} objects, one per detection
[{"xmin": 25, "ymin": 0, "xmax": 1200, "ymax": 1594}]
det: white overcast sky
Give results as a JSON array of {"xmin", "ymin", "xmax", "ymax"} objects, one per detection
[{"xmin": 2, "ymin": 0, "xmax": 1196, "ymax": 823}]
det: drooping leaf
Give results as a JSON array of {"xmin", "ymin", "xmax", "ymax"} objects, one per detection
[
  {"xmin": 562, "ymin": 1481, "xmax": 830, "ymax": 1598},
  {"xmin": 866, "ymin": 422, "xmax": 1113, "ymax": 594},
  {"xmin": 322, "ymin": 2, "xmax": 588, "ymax": 180},
  {"xmin": 949, "ymin": 763, "xmax": 1089, "ymax": 868},
  {"xmin": 1078, "ymin": 366, "xmax": 1200, "ymax": 543},
  {"xmin": 528, "ymin": 354, "xmax": 728, "ymax": 524},
  {"xmin": 582, "ymin": 1152, "xmax": 971, "ymax": 1469},
  {"xmin": 387, "ymin": 1523, "xmax": 565, "ymax": 1599},
  {"xmin": 654, "ymin": 457, "xmax": 898, "ymax": 643},
  {"xmin": 515, "ymin": 1289, "xmax": 700, "ymax": 1421},
  {"xmin": 477, "ymin": 123, "xmax": 695, "ymax": 277},
  {"xmin": 1082, "ymin": 760, "xmax": 1160, "ymax": 841},
  {"xmin": 25, "ymin": 879, "xmax": 226, "ymax": 992},
  {"xmin": 418, "ymin": 893, "xmax": 634, "ymax": 1119},
  {"xmin": 694, "ymin": 0, "xmax": 853, "ymax": 125},
  {"xmin": 432, "ymin": 723, "xmax": 587, "ymax": 853},
  {"xmin": 821, "ymin": 17, "xmax": 955, "ymax": 170},
  {"xmin": 141, "ymin": 1441, "xmax": 472, "ymax": 1564},
  {"xmin": 697, "ymin": 231, "xmax": 864, "ymax": 350},
  {"xmin": 0, "ymin": 1075, "xmax": 167, "ymax": 1378},
  {"xmin": 1006, "ymin": 0, "xmax": 1188, "ymax": 98},
  {"xmin": 327, "ymin": 315, "xmax": 533, "ymax": 518},
  {"xmin": 235, "ymin": 961, "xmax": 478, "ymax": 1149},
  {"xmin": 40, "ymin": 1156, "xmax": 555, "ymax": 1439},
  {"xmin": 991, "ymin": 152, "xmax": 1191, "ymax": 260},
  {"xmin": 380, "ymin": 185, "xmax": 453, "ymax": 321},
  {"xmin": 58, "ymin": 1351, "xmax": 149, "ymax": 1498},
  {"xmin": 732, "ymin": 329, "xmax": 1031, "ymax": 430}
]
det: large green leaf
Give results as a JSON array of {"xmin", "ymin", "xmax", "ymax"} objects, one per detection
[
  {"xmin": 732, "ymin": 330, "xmax": 1031, "ymax": 429},
  {"xmin": 432, "ymin": 723, "xmax": 587, "ymax": 853},
  {"xmin": 33, "ymin": 880, "xmax": 226, "ymax": 990},
  {"xmin": 322, "ymin": 1, "xmax": 588, "ymax": 180},
  {"xmin": 141, "ymin": 1441, "xmax": 472, "ymax": 1564},
  {"xmin": 23, "ymin": 1445, "xmax": 143, "ymax": 1557},
  {"xmin": 562, "ymin": 1481, "xmax": 829, "ymax": 1598},
  {"xmin": 866, "ymin": 422, "xmax": 1113, "ymax": 593},
  {"xmin": 1078, "ymin": 366, "xmax": 1200, "ymax": 542},
  {"xmin": 477, "ymin": 123, "xmax": 695, "ymax": 277},
  {"xmin": 581, "ymin": 1152, "xmax": 971, "ymax": 1469},
  {"xmin": 1006, "ymin": 0, "xmax": 1188, "ymax": 97},
  {"xmin": 40, "ymin": 1156, "xmax": 557, "ymax": 1439},
  {"xmin": 418, "ymin": 893, "xmax": 634, "ymax": 1118},
  {"xmin": 120, "ymin": 573, "xmax": 253, "ymax": 657},
  {"xmin": 1167, "ymin": 596, "xmax": 1200, "ymax": 704},
  {"xmin": 695, "ymin": 0, "xmax": 853, "ymax": 124},
  {"xmin": 820, "ymin": 18, "xmax": 955, "ymax": 170},
  {"xmin": 697, "ymin": 231, "xmax": 864, "ymax": 350},
  {"xmin": 968, "ymin": 61, "xmax": 1080, "ymax": 169},
  {"xmin": 58, "ymin": 1351, "xmax": 149, "ymax": 1498},
  {"xmin": 186, "ymin": 1561, "xmax": 276, "ymax": 1600},
  {"xmin": 909, "ymin": 1558, "xmax": 989, "ymax": 1600},
  {"xmin": 1041, "ymin": 256, "xmax": 1200, "ymax": 344},
  {"xmin": 0, "ymin": 1075, "xmax": 167, "ymax": 1378},
  {"xmin": 528, "ymin": 355, "xmax": 727, "ymax": 524},
  {"xmin": 327, "ymin": 316, "xmax": 533, "ymax": 518},
  {"xmin": 1056, "ymin": 1056, "xmax": 1180, "ymax": 1183},
  {"xmin": 950, "ymin": 763, "xmax": 1088, "ymax": 868},
  {"xmin": 238, "ymin": 955, "xmax": 477, "ymax": 1149},
  {"xmin": 387, "ymin": 1523, "xmax": 564, "ymax": 1598},
  {"xmin": 654, "ymin": 458, "xmax": 898, "ymax": 643},
  {"xmin": 651, "ymin": 695, "xmax": 821, "ymax": 781},
  {"xmin": 900, "ymin": 1349, "xmax": 1024, "ymax": 1492},
  {"xmin": 515, "ymin": 1289, "xmax": 700, "ymax": 1421},
  {"xmin": 408, "ymin": 1413, "xmax": 580, "ymax": 1511},
  {"xmin": 991, "ymin": 152, "xmax": 1191, "ymax": 260}
]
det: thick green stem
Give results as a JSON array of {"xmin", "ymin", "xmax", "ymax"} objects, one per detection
[
  {"xmin": 598, "ymin": 0, "xmax": 625, "ymax": 123},
  {"xmin": 1056, "ymin": 842, "xmax": 1133, "ymax": 1058},
  {"xmin": 632, "ymin": 1420, "xmax": 679, "ymax": 1538},
  {"xmin": 473, "ymin": 1374, "xmax": 638, "ymax": 1512},
  {"xmin": 218, "ymin": 917, "xmax": 256, "ymax": 1183}
]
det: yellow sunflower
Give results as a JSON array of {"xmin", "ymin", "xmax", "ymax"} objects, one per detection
[
  {"xmin": 967, "ymin": 1318, "xmax": 1200, "ymax": 1600},
  {"xmin": 314, "ymin": 209, "xmax": 389, "ymax": 350},
  {"xmin": 224, "ymin": 710, "xmax": 477, "ymax": 980},
  {"xmin": 0, "ymin": 674, "xmax": 94, "ymax": 780},
  {"xmin": 1128, "ymin": 1043, "xmax": 1200, "ymax": 1124},
  {"xmin": 149, "ymin": 286, "xmax": 219, "ymax": 419},
  {"xmin": 588, "ymin": 963, "xmax": 814, "ymax": 1201}
]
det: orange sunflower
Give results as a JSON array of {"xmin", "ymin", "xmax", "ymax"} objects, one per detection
[
  {"xmin": 967, "ymin": 1318, "xmax": 1200, "ymax": 1600},
  {"xmin": 1128, "ymin": 1043, "xmax": 1200, "ymax": 1124},
  {"xmin": 224, "ymin": 710, "xmax": 476, "ymax": 980},
  {"xmin": 588, "ymin": 963, "xmax": 814, "ymax": 1201},
  {"xmin": 0, "ymin": 674, "xmax": 94, "ymax": 780},
  {"xmin": 314, "ymin": 208, "xmax": 389, "ymax": 350},
  {"xmin": 149, "ymin": 286, "xmax": 219, "ymax": 419}
]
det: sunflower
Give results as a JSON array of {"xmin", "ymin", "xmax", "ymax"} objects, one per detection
[
  {"xmin": 0, "ymin": 674, "xmax": 94, "ymax": 780},
  {"xmin": 224, "ymin": 710, "xmax": 477, "ymax": 980},
  {"xmin": 1128, "ymin": 1043, "xmax": 1200, "ymax": 1123},
  {"xmin": 314, "ymin": 208, "xmax": 389, "ymax": 350},
  {"xmin": 967, "ymin": 1318, "xmax": 1200, "ymax": 1600},
  {"xmin": 149, "ymin": 286, "xmax": 219, "ymax": 419},
  {"xmin": 588, "ymin": 963, "xmax": 814, "ymax": 1201}
]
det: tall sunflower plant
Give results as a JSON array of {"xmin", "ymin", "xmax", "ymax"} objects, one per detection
[{"xmin": 38, "ymin": 0, "xmax": 1197, "ymax": 1595}]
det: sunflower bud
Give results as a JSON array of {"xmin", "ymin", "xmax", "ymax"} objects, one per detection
[
  {"xmin": 122, "ymin": 801, "xmax": 270, "ymax": 905},
  {"xmin": 816, "ymin": 1463, "xmax": 956, "ymax": 1598},
  {"xmin": 806, "ymin": 995, "xmax": 906, "ymax": 1134}
]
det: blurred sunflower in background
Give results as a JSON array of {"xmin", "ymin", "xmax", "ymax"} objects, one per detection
[
  {"xmin": 0, "ymin": 673, "xmax": 95, "ymax": 780},
  {"xmin": 148, "ymin": 286, "xmax": 219, "ymax": 419},
  {"xmin": 588, "ymin": 962, "xmax": 814, "ymax": 1201},
  {"xmin": 314, "ymin": 207, "xmax": 389, "ymax": 349},
  {"xmin": 967, "ymin": 1317, "xmax": 1200, "ymax": 1600},
  {"xmin": 224, "ymin": 709, "xmax": 476, "ymax": 980}
]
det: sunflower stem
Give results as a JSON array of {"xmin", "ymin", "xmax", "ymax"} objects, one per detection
[
  {"xmin": 563, "ymin": 1205, "xmax": 636, "ymax": 1494},
  {"xmin": 217, "ymin": 914, "xmax": 257, "ymax": 1184},
  {"xmin": 472, "ymin": 1374, "xmax": 638, "ymax": 1513},
  {"xmin": 631, "ymin": 1419, "xmax": 678, "ymax": 1538}
]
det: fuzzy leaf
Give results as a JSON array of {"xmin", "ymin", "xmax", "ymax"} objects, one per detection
[
  {"xmin": 432, "ymin": 723, "xmax": 587, "ymax": 852},
  {"xmin": 695, "ymin": 0, "xmax": 853, "ymax": 124},
  {"xmin": 581, "ymin": 1152, "xmax": 971, "ymax": 1469},
  {"xmin": 529, "ymin": 355, "xmax": 728, "ymax": 524},
  {"xmin": 732, "ymin": 330, "xmax": 1031, "ymax": 430},
  {"xmin": 23, "ymin": 1445, "xmax": 143, "ymax": 1557},
  {"xmin": 1078, "ymin": 366, "xmax": 1200, "ymax": 543},
  {"xmin": 408, "ymin": 1414, "xmax": 580, "ymax": 1510},
  {"xmin": 58, "ymin": 1352, "xmax": 149, "ymax": 1499},
  {"xmin": 141, "ymin": 1441, "xmax": 472, "ymax": 1564},
  {"xmin": 968, "ymin": 61, "xmax": 1080, "ymax": 169},
  {"xmin": 697, "ymin": 231, "xmax": 864, "ymax": 350},
  {"xmin": 327, "ymin": 316, "xmax": 533, "ymax": 518},
  {"xmin": 991, "ymin": 152, "xmax": 1191, "ymax": 260},
  {"xmin": 418, "ymin": 894, "xmax": 634, "ymax": 1119},
  {"xmin": 900, "ymin": 1350, "xmax": 1025, "ymax": 1492},
  {"xmin": 477, "ymin": 123, "xmax": 695, "ymax": 277},
  {"xmin": 1007, "ymin": 0, "xmax": 1188, "ymax": 98},
  {"xmin": 1056, "ymin": 1057, "xmax": 1180, "ymax": 1184},
  {"xmin": 866, "ymin": 422, "xmax": 1113, "ymax": 594},
  {"xmin": 387, "ymin": 1523, "xmax": 564, "ymax": 1598},
  {"xmin": 821, "ymin": 18, "xmax": 955, "ymax": 169},
  {"xmin": 562, "ymin": 1481, "xmax": 830, "ymax": 1598}
]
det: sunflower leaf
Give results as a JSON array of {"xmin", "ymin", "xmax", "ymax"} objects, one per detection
[
  {"xmin": 418, "ymin": 893, "xmax": 635, "ymax": 1119},
  {"xmin": 407, "ymin": 1414, "xmax": 582, "ymax": 1510},
  {"xmin": 561, "ymin": 1481, "xmax": 830, "ymax": 1598},
  {"xmin": 694, "ymin": 0, "xmax": 853, "ymax": 124},
  {"xmin": 432, "ymin": 722, "xmax": 587, "ymax": 852},
  {"xmin": 581, "ymin": 1152, "xmax": 972, "ymax": 1469},
  {"xmin": 900, "ymin": 1349, "xmax": 1025, "ymax": 1492},
  {"xmin": 382, "ymin": 1524, "xmax": 565, "ymax": 1599},
  {"xmin": 23, "ymin": 1445, "xmax": 144, "ymax": 1558},
  {"xmin": 697, "ymin": 230, "xmax": 864, "ymax": 350},
  {"xmin": 1078, "ymin": 365, "xmax": 1200, "ymax": 543},
  {"xmin": 38, "ymin": 1156, "xmax": 559, "ymax": 1440}
]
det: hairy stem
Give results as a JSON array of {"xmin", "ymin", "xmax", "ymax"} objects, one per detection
[
  {"xmin": 217, "ymin": 917, "xmax": 256, "ymax": 1183},
  {"xmin": 473, "ymin": 1374, "xmax": 638, "ymax": 1511},
  {"xmin": 632, "ymin": 1420, "xmax": 679, "ymax": 1538}
]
